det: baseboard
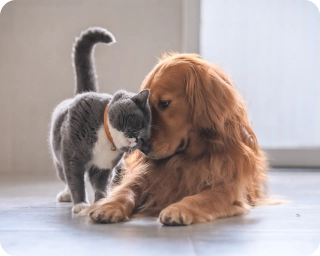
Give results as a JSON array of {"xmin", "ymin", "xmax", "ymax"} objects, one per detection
[{"xmin": 264, "ymin": 148, "xmax": 320, "ymax": 168}]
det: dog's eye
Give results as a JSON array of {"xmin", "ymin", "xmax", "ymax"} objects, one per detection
[{"xmin": 158, "ymin": 100, "xmax": 171, "ymax": 110}]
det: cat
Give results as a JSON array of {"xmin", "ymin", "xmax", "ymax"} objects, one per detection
[{"xmin": 49, "ymin": 27, "xmax": 151, "ymax": 213}]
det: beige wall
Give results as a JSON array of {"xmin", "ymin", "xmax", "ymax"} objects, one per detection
[{"xmin": 0, "ymin": 0, "xmax": 199, "ymax": 176}]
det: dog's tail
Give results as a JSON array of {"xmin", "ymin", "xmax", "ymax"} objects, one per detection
[
  {"xmin": 255, "ymin": 195, "xmax": 288, "ymax": 206},
  {"xmin": 72, "ymin": 27, "xmax": 116, "ymax": 94}
]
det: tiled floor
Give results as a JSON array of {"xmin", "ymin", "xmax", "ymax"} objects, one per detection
[{"xmin": 0, "ymin": 169, "xmax": 319, "ymax": 256}]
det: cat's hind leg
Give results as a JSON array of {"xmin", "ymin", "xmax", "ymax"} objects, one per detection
[
  {"xmin": 88, "ymin": 166, "xmax": 112, "ymax": 202},
  {"xmin": 55, "ymin": 162, "xmax": 72, "ymax": 202},
  {"xmin": 64, "ymin": 162, "xmax": 89, "ymax": 213},
  {"xmin": 56, "ymin": 185, "xmax": 72, "ymax": 202}
]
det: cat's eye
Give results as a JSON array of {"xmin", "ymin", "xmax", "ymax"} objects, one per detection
[{"xmin": 158, "ymin": 100, "xmax": 171, "ymax": 110}]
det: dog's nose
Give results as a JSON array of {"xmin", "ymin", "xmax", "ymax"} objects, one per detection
[{"xmin": 140, "ymin": 141, "xmax": 151, "ymax": 156}]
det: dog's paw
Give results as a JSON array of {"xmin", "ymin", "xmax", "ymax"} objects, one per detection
[
  {"xmin": 56, "ymin": 187, "xmax": 72, "ymax": 202},
  {"xmin": 89, "ymin": 202, "xmax": 129, "ymax": 224},
  {"xmin": 72, "ymin": 202, "xmax": 90, "ymax": 213},
  {"xmin": 159, "ymin": 205, "xmax": 194, "ymax": 226}
]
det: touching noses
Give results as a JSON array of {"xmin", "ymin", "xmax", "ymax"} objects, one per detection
[{"xmin": 139, "ymin": 137, "xmax": 151, "ymax": 156}]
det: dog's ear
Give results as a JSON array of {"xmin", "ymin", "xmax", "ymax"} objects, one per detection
[{"xmin": 186, "ymin": 64, "xmax": 240, "ymax": 133}]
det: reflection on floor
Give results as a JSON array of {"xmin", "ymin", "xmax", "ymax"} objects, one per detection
[{"xmin": 0, "ymin": 169, "xmax": 319, "ymax": 256}]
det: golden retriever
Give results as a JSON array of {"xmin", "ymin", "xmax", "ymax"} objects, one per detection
[{"xmin": 86, "ymin": 53, "xmax": 268, "ymax": 225}]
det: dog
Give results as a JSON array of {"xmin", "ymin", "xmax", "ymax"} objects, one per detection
[{"xmin": 85, "ymin": 53, "xmax": 268, "ymax": 225}]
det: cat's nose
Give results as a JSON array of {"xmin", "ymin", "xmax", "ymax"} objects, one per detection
[
  {"xmin": 140, "ymin": 141, "xmax": 151, "ymax": 156},
  {"xmin": 139, "ymin": 137, "xmax": 146, "ymax": 144}
]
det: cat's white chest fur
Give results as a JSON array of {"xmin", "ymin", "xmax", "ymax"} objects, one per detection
[
  {"xmin": 108, "ymin": 119, "xmax": 137, "ymax": 148},
  {"xmin": 91, "ymin": 126, "xmax": 122, "ymax": 170}
]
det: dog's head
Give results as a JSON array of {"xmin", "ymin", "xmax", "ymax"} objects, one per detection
[{"xmin": 140, "ymin": 53, "xmax": 246, "ymax": 160}]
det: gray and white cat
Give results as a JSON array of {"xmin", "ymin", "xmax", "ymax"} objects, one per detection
[{"xmin": 49, "ymin": 27, "xmax": 151, "ymax": 213}]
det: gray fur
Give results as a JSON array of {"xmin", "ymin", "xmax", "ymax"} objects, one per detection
[
  {"xmin": 108, "ymin": 89, "xmax": 151, "ymax": 151},
  {"xmin": 72, "ymin": 27, "xmax": 115, "ymax": 94},
  {"xmin": 49, "ymin": 27, "xmax": 151, "ymax": 212}
]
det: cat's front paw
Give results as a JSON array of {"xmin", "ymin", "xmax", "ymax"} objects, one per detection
[
  {"xmin": 89, "ymin": 202, "xmax": 129, "ymax": 224},
  {"xmin": 73, "ymin": 202, "xmax": 90, "ymax": 213}
]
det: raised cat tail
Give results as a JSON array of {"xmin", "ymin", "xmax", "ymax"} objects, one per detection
[{"xmin": 72, "ymin": 27, "xmax": 116, "ymax": 94}]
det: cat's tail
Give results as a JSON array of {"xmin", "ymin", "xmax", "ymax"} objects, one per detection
[{"xmin": 72, "ymin": 27, "xmax": 116, "ymax": 94}]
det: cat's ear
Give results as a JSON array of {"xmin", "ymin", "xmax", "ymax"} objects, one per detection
[
  {"xmin": 131, "ymin": 89, "xmax": 150, "ymax": 108},
  {"xmin": 112, "ymin": 90, "xmax": 126, "ymax": 101}
]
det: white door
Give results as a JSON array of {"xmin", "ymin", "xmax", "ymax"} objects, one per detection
[{"xmin": 200, "ymin": 0, "xmax": 320, "ymax": 167}]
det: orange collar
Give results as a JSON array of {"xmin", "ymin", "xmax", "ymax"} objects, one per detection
[{"xmin": 104, "ymin": 104, "xmax": 117, "ymax": 151}]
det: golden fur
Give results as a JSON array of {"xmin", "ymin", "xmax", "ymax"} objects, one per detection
[{"xmin": 86, "ymin": 53, "xmax": 268, "ymax": 225}]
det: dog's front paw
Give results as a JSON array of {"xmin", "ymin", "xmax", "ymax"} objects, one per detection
[
  {"xmin": 72, "ymin": 202, "xmax": 90, "ymax": 213},
  {"xmin": 159, "ymin": 204, "xmax": 194, "ymax": 226},
  {"xmin": 89, "ymin": 202, "xmax": 129, "ymax": 224}
]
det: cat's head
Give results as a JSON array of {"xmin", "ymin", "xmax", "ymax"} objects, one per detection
[{"xmin": 107, "ymin": 89, "xmax": 151, "ymax": 153}]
